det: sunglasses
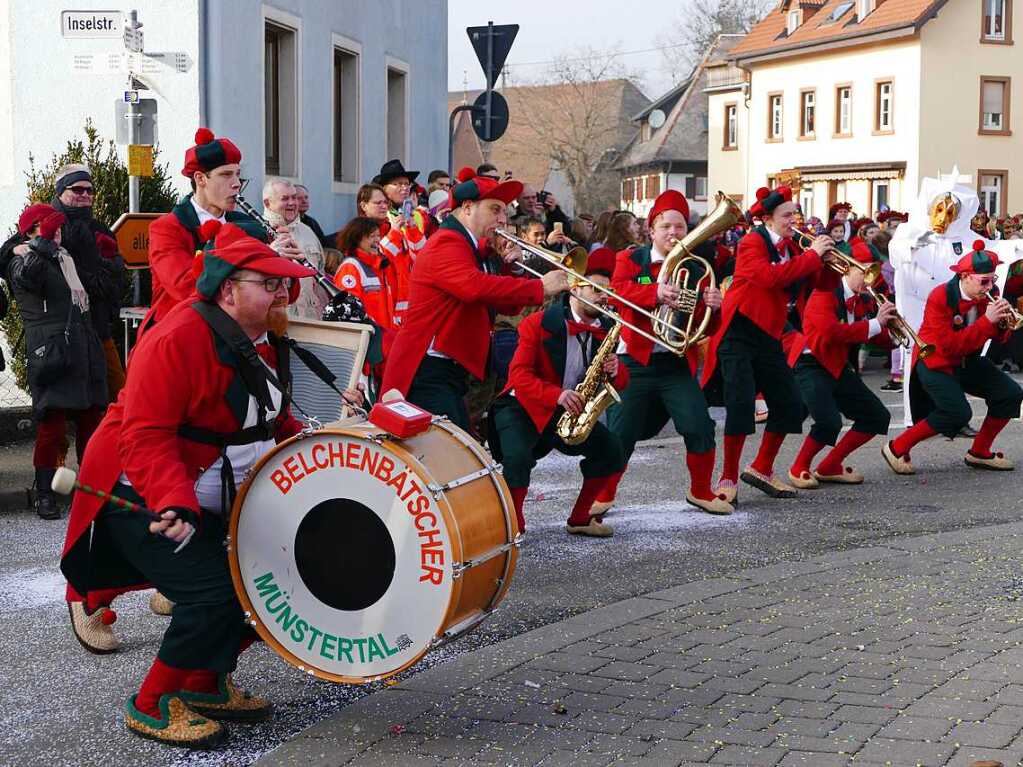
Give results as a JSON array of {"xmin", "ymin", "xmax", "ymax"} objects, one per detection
[{"xmin": 68, "ymin": 185, "xmax": 94, "ymax": 195}]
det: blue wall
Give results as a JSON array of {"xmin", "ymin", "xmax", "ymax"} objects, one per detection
[{"xmin": 204, "ymin": 0, "xmax": 448, "ymax": 232}]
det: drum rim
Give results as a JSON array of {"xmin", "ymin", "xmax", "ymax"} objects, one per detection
[{"xmin": 227, "ymin": 425, "xmax": 468, "ymax": 685}]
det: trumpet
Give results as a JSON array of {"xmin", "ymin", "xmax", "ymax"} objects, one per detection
[
  {"xmin": 864, "ymin": 286, "xmax": 935, "ymax": 359},
  {"xmin": 494, "ymin": 229, "xmax": 697, "ymax": 354},
  {"xmin": 983, "ymin": 291, "xmax": 1023, "ymax": 331},
  {"xmin": 794, "ymin": 230, "xmax": 881, "ymax": 286}
]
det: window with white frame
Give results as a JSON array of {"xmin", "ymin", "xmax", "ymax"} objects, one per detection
[
  {"xmin": 333, "ymin": 43, "xmax": 360, "ymax": 184},
  {"xmin": 836, "ymin": 86, "xmax": 852, "ymax": 135},
  {"xmin": 984, "ymin": 0, "xmax": 1008, "ymax": 41},
  {"xmin": 724, "ymin": 103, "xmax": 738, "ymax": 148},
  {"xmin": 799, "ymin": 186, "xmax": 814, "ymax": 218},
  {"xmin": 979, "ymin": 171, "xmax": 1007, "ymax": 217},
  {"xmin": 386, "ymin": 62, "xmax": 408, "ymax": 162},
  {"xmin": 875, "ymin": 80, "xmax": 893, "ymax": 132},
  {"xmin": 872, "ymin": 180, "xmax": 890, "ymax": 213},
  {"xmin": 769, "ymin": 93, "xmax": 783, "ymax": 139},
  {"xmin": 857, "ymin": 0, "xmax": 875, "ymax": 21},
  {"xmin": 787, "ymin": 9, "xmax": 802, "ymax": 34},
  {"xmin": 264, "ymin": 20, "xmax": 298, "ymax": 176},
  {"xmin": 800, "ymin": 90, "xmax": 816, "ymax": 137},
  {"xmin": 695, "ymin": 176, "xmax": 708, "ymax": 200}
]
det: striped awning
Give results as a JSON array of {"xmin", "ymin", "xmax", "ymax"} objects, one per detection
[{"xmin": 795, "ymin": 161, "xmax": 907, "ymax": 183}]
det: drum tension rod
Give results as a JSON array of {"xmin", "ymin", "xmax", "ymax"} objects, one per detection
[
  {"xmin": 451, "ymin": 539, "xmax": 518, "ymax": 578},
  {"xmin": 427, "ymin": 463, "xmax": 503, "ymax": 496}
]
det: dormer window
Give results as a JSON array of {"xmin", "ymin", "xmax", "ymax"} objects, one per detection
[
  {"xmin": 787, "ymin": 8, "xmax": 803, "ymax": 34},
  {"xmin": 857, "ymin": 0, "xmax": 876, "ymax": 20}
]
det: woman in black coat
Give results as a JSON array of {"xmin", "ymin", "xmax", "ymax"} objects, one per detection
[{"xmin": 8, "ymin": 204, "xmax": 107, "ymax": 519}]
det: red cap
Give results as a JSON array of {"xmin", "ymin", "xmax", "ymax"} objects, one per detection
[
  {"xmin": 749, "ymin": 186, "xmax": 792, "ymax": 218},
  {"xmin": 828, "ymin": 202, "xmax": 852, "ymax": 219},
  {"xmin": 647, "ymin": 190, "xmax": 690, "ymax": 227},
  {"xmin": 194, "ymin": 222, "xmax": 315, "ymax": 301},
  {"xmin": 18, "ymin": 203, "xmax": 57, "ymax": 235},
  {"xmin": 950, "ymin": 240, "xmax": 1001, "ymax": 274},
  {"xmin": 38, "ymin": 212, "xmax": 66, "ymax": 240},
  {"xmin": 585, "ymin": 246, "xmax": 616, "ymax": 277},
  {"xmin": 450, "ymin": 176, "xmax": 522, "ymax": 207},
  {"xmin": 455, "ymin": 166, "xmax": 476, "ymax": 183},
  {"xmin": 181, "ymin": 127, "xmax": 242, "ymax": 178}
]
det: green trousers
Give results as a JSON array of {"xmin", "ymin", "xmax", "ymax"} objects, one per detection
[
  {"xmin": 492, "ymin": 397, "xmax": 625, "ymax": 489},
  {"xmin": 915, "ymin": 357, "xmax": 1023, "ymax": 437},
  {"xmin": 607, "ymin": 353, "xmax": 715, "ymax": 460},
  {"xmin": 96, "ymin": 484, "xmax": 254, "ymax": 672},
  {"xmin": 406, "ymin": 355, "xmax": 471, "ymax": 431},
  {"xmin": 794, "ymin": 357, "xmax": 890, "ymax": 445}
]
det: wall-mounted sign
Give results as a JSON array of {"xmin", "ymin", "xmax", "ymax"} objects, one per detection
[{"xmin": 61, "ymin": 10, "xmax": 124, "ymax": 38}]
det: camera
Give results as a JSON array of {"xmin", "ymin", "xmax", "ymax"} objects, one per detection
[{"xmin": 537, "ymin": 190, "xmax": 549, "ymax": 205}]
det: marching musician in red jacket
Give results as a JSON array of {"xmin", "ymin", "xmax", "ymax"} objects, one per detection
[
  {"xmin": 142, "ymin": 128, "xmax": 303, "ymax": 339},
  {"xmin": 786, "ymin": 250, "xmax": 894, "ymax": 487},
  {"xmin": 380, "ymin": 176, "xmax": 568, "ymax": 429},
  {"xmin": 592, "ymin": 190, "xmax": 731, "ymax": 516},
  {"xmin": 491, "ymin": 249, "xmax": 628, "ymax": 537},
  {"xmin": 60, "ymin": 223, "xmax": 362, "ymax": 748},
  {"xmin": 701, "ymin": 186, "xmax": 840, "ymax": 503},
  {"xmin": 883, "ymin": 242, "xmax": 1023, "ymax": 475}
]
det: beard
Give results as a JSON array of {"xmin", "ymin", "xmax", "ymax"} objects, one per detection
[{"xmin": 267, "ymin": 302, "xmax": 289, "ymax": 337}]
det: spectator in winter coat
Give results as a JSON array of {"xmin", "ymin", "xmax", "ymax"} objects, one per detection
[
  {"xmin": 8, "ymin": 204, "xmax": 107, "ymax": 519},
  {"xmin": 263, "ymin": 177, "xmax": 327, "ymax": 320}
]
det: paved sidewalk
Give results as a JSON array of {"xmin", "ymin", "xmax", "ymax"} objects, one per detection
[{"xmin": 258, "ymin": 522, "xmax": 1023, "ymax": 767}]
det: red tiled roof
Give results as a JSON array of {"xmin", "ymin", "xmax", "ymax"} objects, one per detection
[{"xmin": 731, "ymin": 0, "xmax": 947, "ymax": 60}]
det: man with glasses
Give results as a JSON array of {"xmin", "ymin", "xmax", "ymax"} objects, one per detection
[
  {"xmin": 883, "ymin": 242, "xmax": 1023, "ymax": 475},
  {"xmin": 143, "ymin": 128, "xmax": 252, "ymax": 336},
  {"xmin": 61, "ymin": 222, "xmax": 363, "ymax": 747},
  {"xmin": 47, "ymin": 165, "xmax": 125, "ymax": 399}
]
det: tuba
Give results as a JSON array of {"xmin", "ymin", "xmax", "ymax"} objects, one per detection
[{"xmin": 652, "ymin": 192, "xmax": 742, "ymax": 353}]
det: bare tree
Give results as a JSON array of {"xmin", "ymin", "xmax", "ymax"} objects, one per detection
[
  {"xmin": 505, "ymin": 47, "xmax": 645, "ymax": 213},
  {"xmin": 659, "ymin": 0, "xmax": 775, "ymax": 84}
]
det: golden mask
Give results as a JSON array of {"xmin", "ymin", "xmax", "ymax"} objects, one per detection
[{"xmin": 928, "ymin": 193, "xmax": 961, "ymax": 234}]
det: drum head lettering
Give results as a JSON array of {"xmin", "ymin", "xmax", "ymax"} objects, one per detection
[
  {"xmin": 234, "ymin": 432, "xmax": 455, "ymax": 680},
  {"xmin": 294, "ymin": 498, "xmax": 396, "ymax": 612}
]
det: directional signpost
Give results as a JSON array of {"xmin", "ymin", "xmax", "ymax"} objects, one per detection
[{"xmin": 448, "ymin": 21, "xmax": 518, "ymax": 170}]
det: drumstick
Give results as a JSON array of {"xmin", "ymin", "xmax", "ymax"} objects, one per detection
[{"xmin": 52, "ymin": 467, "xmax": 194, "ymax": 553}]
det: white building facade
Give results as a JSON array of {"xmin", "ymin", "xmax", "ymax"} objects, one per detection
[{"xmin": 0, "ymin": 0, "xmax": 448, "ymax": 231}]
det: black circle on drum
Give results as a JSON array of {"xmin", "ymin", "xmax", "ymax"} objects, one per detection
[{"xmin": 293, "ymin": 498, "xmax": 396, "ymax": 612}]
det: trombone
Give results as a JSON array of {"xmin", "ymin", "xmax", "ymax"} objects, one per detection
[
  {"xmin": 864, "ymin": 286, "xmax": 935, "ymax": 359},
  {"xmin": 793, "ymin": 230, "xmax": 882, "ymax": 286},
  {"xmin": 494, "ymin": 228, "xmax": 697, "ymax": 355}
]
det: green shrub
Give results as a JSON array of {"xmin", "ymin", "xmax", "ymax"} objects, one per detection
[{"xmin": 2, "ymin": 119, "xmax": 178, "ymax": 391}]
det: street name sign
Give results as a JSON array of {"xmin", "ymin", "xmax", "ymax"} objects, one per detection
[{"xmin": 61, "ymin": 10, "xmax": 123, "ymax": 38}]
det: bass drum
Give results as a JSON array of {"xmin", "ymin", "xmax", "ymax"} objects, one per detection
[{"xmin": 228, "ymin": 418, "xmax": 519, "ymax": 683}]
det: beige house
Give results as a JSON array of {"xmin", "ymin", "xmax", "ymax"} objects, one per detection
[{"xmin": 708, "ymin": 0, "xmax": 1022, "ymax": 221}]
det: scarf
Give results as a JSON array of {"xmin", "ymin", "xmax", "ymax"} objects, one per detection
[{"xmin": 56, "ymin": 247, "xmax": 89, "ymax": 312}]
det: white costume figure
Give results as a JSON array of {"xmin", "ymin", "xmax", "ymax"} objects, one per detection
[{"xmin": 890, "ymin": 167, "xmax": 1022, "ymax": 424}]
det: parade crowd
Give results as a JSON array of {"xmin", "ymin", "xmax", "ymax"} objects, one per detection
[{"xmin": 4, "ymin": 126, "xmax": 1023, "ymax": 748}]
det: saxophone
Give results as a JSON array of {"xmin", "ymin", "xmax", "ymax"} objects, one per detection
[{"xmin": 556, "ymin": 321, "xmax": 623, "ymax": 445}]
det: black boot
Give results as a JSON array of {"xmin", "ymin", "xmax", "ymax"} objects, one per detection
[{"xmin": 34, "ymin": 468, "xmax": 60, "ymax": 520}]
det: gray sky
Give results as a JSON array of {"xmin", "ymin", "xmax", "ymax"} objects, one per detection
[{"xmin": 447, "ymin": 0, "xmax": 688, "ymax": 100}]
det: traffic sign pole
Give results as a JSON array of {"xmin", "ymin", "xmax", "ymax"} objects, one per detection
[
  {"xmin": 126, "ymin": 10, "xmax": 142, "ymax": 213},
  {"xmin": 484, "ymin": 21, "xmax": 494, "ymax": 154}
]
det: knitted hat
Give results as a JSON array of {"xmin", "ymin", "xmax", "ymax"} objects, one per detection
[
  {"xmin": 427, "ymin": 189, "xmax": 450, "ymax": 214},
  {"xmin": 18, "ymin": 203, "xmax": 58, "ymax": 235},
  {"xmin": 450, "ymin": 176, "xmax": 522, "ymax": 207},
  {"xmin": 647, "ymin": 190, "xmax": 691, "ymax": 227},
  {"xmin": 950, "ymin": 240, "xmax": 1001, "ymax": 274},
  {"xmin": 749, "ymin": 186, "xmax": 792, "ymax": 218},
  {"xmin": 38, "ymin": 212, "xmax": 66, "ymax": 240},
  {"xmin": 55, "ymin": 164, "xmax": 92, "ymax": 197},
  {"xmin": 181, "ymin": 128, "xmax": 242, "ymax": 179},
  {"xmin": 585, "ymin": 246, "xmax": 615, "ymax": 277},
  {"xmin": 826, "ymin": 218, "xmax": 846, "ymax": 233},
  {"xmin": 828, "ymin": 202, "xmax": 852, "ymax": 219},
  {"xmin": 193, "ymin": 222, "xmax": 314, "ymax": 301}
]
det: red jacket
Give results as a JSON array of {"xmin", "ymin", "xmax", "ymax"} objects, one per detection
[
  {"xmin": 501, "ymin": 300, "xmax": 629, "ymax": 431},
  {"xmin": 793, "ymin": 286, "xmax": 891, "ymax": 378},
  {"xmin": 381, "ymin": 217, "xmax": 544, "ymax": 395},
  {"xmin": 915, "ymin": 279, "xmax": 1008, "ymax": 373},
  {"xmin": 60, "ymin": 298, "xmax": 304, "ymax": 597},
  {"xmin": 610, "ymin": 245, "xmax": 713, "ymax": 370},
  {"xmin": 702, "ymin": 226, "xmax": 835, "ymax": 386}
]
